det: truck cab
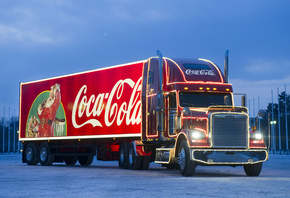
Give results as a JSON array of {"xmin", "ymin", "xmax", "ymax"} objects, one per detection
[{"xmin": 141, "ymin": 51, "xmax": 268, "ymax": 176}]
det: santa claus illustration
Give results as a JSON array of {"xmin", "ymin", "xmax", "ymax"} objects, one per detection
[{"xmin": 37, "ymin": 84, "xmax": 61, "ymax": 137}]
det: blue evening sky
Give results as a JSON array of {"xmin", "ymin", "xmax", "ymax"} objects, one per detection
[{"xmin": 0, "ymin": 0, "xmax": 290, "ymax": 117}]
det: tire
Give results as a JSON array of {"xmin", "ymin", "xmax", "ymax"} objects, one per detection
[
  {"xmin": 244, "ymin": 163, "xmax": 263, "ymax": 176},
  {"xmin": 39, "ymin": 142, "xmax": 54, "ymax": 166},
  {"xmin": 128, "ymin": 142, "xmax": 142, "ymax": 170},
  {"xmin": 78, "ymin": 156, "xmax": 93, "ymax": 166},
  {"xmin": 24, "ymin": 143, "xmax": 38, "ymax": 165},
  {"xmin": 64, "ymin": 156, "xmax": 78, "ymax": 166},
  {"xmin": 140, "ymin": 156, "xmax": 151, "ymax": 170},
  {"xmin": 178, "ymin": 140, "xmax": 196, "ymax": 176},
  {"xmin": 119, "ymin": 142, "xmax": 129, "ymax": 169}
]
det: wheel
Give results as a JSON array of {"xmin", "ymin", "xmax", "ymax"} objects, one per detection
[
  {"xmin": 39, "ymin": 142, "xmax": 54, "ymax": 166},
  {"xmin": 119, "ymin": 142, "xmax": 129, "ymax": 169},
  {"xmin": 244, "ymin": 163, "xmax": 263, "ymax": 176},
  {"xmin": 64, "ymin": 156, "xmax": 78, "ymax": 166},
  {"xmin": 78, "ymin": 156, "xmax": 93, "ymax": 166},
  {"xmin": 140, "ymin": 156, "xmax": 151, "ymax": 170},
  {"xmin": 24, "ymin": 143, "xmax": 38, "ymax": 165},
  {"xmin": 128, "ymin": 142, "xmax": 142, "ymax": 170},
  {"xmin": 178, "ymin": 140, "xmax": 196, "ymax": 176}
]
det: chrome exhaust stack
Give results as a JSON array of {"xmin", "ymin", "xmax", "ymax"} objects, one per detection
[
  {"xmin": 156, "ymin": 50, "xmax": 165, "ymax": 137},
  {"xmin": 224, "ymin": 50, "xmax": 229, "ymax": 83},
  {"xmin": 157, "ymin": 50, "xmax": 164, "ymax": 94}
]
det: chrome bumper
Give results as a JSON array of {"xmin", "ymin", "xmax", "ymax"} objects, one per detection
[{"xmin": 191, "ymin": 149, "xmax": 268, "ymax": 165}]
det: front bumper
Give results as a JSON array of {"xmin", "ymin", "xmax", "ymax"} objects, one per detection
[{"xmin": 191, "ymin": 149, "xmax": 268, "ymax": 165}]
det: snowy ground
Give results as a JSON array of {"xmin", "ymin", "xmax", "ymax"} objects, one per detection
[{"xmin": 0, "ymin": 154, "xmax": 289, "ymax": 197}]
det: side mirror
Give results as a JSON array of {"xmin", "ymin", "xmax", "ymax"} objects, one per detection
[
  {"xmin": 183, "ymin": 107, "xmax": 191, "ymax": 116},
  {"xmin": 241, "ymin": 95, "xmax": 247, "ymax": 107}
]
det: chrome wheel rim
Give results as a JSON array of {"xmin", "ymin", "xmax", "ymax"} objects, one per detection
[
  {"xmin": 128, "ymin": 147, "xmax": 134, "ymax": 165},
  {"xmin": 120, "ymin": 148, "xmax": 125, "ymax": 163},
  {"xmin": 26, "ymin": 147, "xmax": 33, "ymax": 161},
  {"xmin": 178, "ymin": 148, "xmax": 186, "ymax": 170},
  {"xmin": 40, "ymin": 148, "xmax": 47, "ymax": 162}
]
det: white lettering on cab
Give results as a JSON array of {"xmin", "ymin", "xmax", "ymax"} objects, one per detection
[
  {"xmin": 185, "ymin": 69, "xmax": 215, "ymax": 76},
  {"xmin": 72, "ymin": 77, "xmax": 142, "ymax": 129}
]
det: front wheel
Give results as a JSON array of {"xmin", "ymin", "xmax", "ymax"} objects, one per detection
[
  {"xmin": 244, "ymin": 163, "xmax": 263, "ymax": 176},
  {"xmin": 178, "ymin": 140, "xmax": 196, "ymax": 176}
]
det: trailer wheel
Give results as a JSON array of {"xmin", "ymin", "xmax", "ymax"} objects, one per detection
[
  {"xmin": 128, "ymin": 142, "xmax": 142, "ymax": 170},
  {"xmin": 119, "ymin": 142, "xmax": 129, "ymax": 169},
  {"xmin": 25, "ymin": 143, "xmax": 38, "ymax": 165},
  {"xmin": 39, "ymin": 142, "xmax": 54, "ymax": 166},
  {"xmin": 178, "ymin": 140, "xmax": 196, "ymax": 176},
  {"xmin": 78, "ymin": 156, "xmax": 93, "ymax": 166},
  {"xmin": 244, "ymin": 163, "xmax": 263, "ymax": 176},
  {"xmin": 64, "ymin": 156, "xmax": 78, "ymax": 166}
]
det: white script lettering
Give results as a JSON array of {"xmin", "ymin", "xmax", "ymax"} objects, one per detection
[
  {"xmin": 72, "ymin": 77, "xmax": 142, "ymax": 128},
  {"xmin": 185, "ymin": 69, "xmax": 215, "ymax": 76}
]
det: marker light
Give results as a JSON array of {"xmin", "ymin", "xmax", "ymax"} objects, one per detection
[
  {"xmin": 206, "ymin": 87, "xmax": 210, "ymax": 90},
  {"xmin": 213, "ymin": 88, "xmax": 217, "ymax": 90},
  {"xmin": 199, "ymin": 87, "xmax": 203, "ymax": 90},
  {"xmin": 184, "ymin": 87, "xmax": 189, "ymax": 90},
  {"xmin": 226, "ymin": 88, "xmax": 230, "ymax": 91}
]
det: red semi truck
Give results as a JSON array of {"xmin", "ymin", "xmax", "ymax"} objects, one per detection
[{"xmin": 19, "ymin": 51, "xmax": 268, "ymax": 176}]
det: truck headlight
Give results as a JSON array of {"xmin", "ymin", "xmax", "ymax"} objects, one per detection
[
  {"xmin": 191, "ymin": 130, "xmax": 206, "ymax": 140},
  {"xmin": 250, "ymin": 132, "xmax": 263, "ymax": 140}
]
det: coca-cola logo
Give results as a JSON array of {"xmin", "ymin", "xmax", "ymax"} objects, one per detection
[
  {"xmin": 185, "ymin": 69, "xmax": 215, "ymax": 76},
  {"xmin": 72, "ymin": 77, "xmax": 142, "ymax": 128}
]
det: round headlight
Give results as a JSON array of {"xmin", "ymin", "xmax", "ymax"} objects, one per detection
[
  {"xmin": 191, "ymin": 130, "xmax": 206, "ymax": 140},
  {"xmin": 251, "ymin": 132, "xmax": 263, "ymax": 140}
]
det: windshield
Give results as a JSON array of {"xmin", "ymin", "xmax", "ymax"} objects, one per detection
[{"xmin": 179, "ymin": 92, "xmax": 232, "ymax": 108}]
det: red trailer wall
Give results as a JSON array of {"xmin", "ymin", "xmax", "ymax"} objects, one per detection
[{"xmin": 19, "ymin": 61, "xmax": 144, "ymax": 140}]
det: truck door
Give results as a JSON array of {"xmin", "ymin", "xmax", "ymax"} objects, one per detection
[{"xmin": 167, "ymin": 92, "xmax": 177, "ymax": 136}]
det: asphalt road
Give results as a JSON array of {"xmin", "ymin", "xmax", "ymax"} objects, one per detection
[{"xmin": 0, "ymin": 154, "xmax": 289, "ymax": 198}]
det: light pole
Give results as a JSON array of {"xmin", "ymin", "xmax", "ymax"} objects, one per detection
[
  {"xmin": 277, "ymin": 87, "xmax": 281, "ymax": 154},
  {"xmin": 285, "ymin": 85, "xmax": 289, "ymax": 154},
  {"xmin": 271, "ymin": 90, "xmax": 276, "ymax": 153}
]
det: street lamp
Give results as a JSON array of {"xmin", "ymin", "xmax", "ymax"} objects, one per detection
[{"xmin": 270, "ymin": 120, "xmax": 277, "ymax": 153}]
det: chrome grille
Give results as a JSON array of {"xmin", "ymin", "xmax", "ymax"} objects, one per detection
[{"xmin": 211, "ymin": 113, "xmax": 248, "ymax": 148}]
